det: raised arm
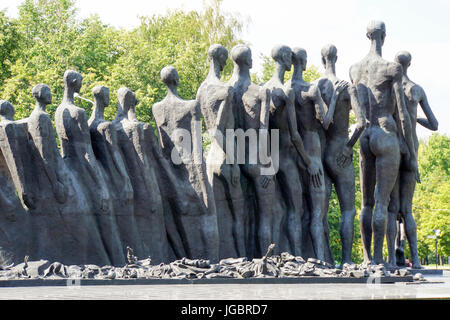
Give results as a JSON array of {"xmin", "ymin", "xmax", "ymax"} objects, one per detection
[{"xmin": 416, "ymin": 86, "xmax": 439, "ymax": 131}]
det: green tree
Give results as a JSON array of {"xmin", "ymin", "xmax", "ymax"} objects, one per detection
[
  {"xmin": 414, "ymin": 134, "xmax": 450, "ymax": 260},
  {"xmin": 105, "ymin": 0, "xmax": 246, "ymax": 125},
  {"xmin": 0, "ymin": 10, "xmax": 21, "ymax": 85}
]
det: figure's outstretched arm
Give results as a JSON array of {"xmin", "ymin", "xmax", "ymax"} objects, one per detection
[{"xmin": 416, "ymin": 87, "xmax": 439, "ymax": 131}]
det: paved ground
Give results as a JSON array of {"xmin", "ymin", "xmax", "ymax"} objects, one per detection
[{"xmin": 0, "ymin": 273, "xmax": 448, "ymax": 300}]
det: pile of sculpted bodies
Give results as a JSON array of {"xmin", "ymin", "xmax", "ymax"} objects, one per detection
[
  {"xmin": 0, "ymin": 245, "xmax": 417, "ymax": 281},
  {"xmin": 0, "ymin": 20, "xmax": 438, "ymax": 272}
]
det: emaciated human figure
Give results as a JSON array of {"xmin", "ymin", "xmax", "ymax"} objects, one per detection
[
  {"xmin": 153, "ymin": 66, "xmax": 220, "ymax": 262},
  {"xmin": 262, "ymin": 45, "xmax": 321, "ymax": 257},
  {"xmin": 227, "ymin": 45, "xmax": 276, "ymax": 257},
  {"xmin": 196, "ymin": 44, "xmax": 247, "ymax": 259},
  {"xmin": 350, "ymin": 21, "xmax": 418, "ymax": 265},
  {"xmin": 0, "ymin": 101, "xmax": 30, "ymax": 264},
  {"xmin": 88, "ymin": 85, "xmax": 142, "ymax": 266},
  {"xmin": 113, "ymin": 87, "xmax": 169, "ymax": 263},
  {"xmin": 386, "ymin": 51, "xmax": 438, "ymax": 268},
  {"xmin": 316, "ymin": 44, "xmax": 367, "ymax": 265},
  {"xmin": 55, "ymin": 70, "xmax": 111, "ymax": 266},
  {"xmin": 287, "ymin": 47, "xmax": 347, "ymax": 262},
  {"xmin": 27, "ymin": 84, "xmax": 99, "ymax": 264},
  {"xmin": 0, "ymin": 100, "xmax": 36, "ymax": 210}
]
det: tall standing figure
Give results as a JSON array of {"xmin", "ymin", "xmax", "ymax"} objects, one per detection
[
  {"xmin": 27, "ymin": 84, "xmax": 102, "ymax": 264},
  {"xmin": 262, "ymin": 45, "xmax": 321, "ymax": 257},
  {"xmin": 0, "ymin": 100, "xmax": 31, "ymax": 264},
  {"xmin": 227, "ymin": 45, "xmax": 276, "ymax": 258},
  {"xmin": 286, "ymin": 47, "xmax": 347, "ymax": 262},
  {"xmin": 316, "ymin": 44, "xmax": 367, "ymax": 265},
  {"xmin": 153, "ymin": 66, "xmax": 220, "ymax": 262},
  {"xmin": 387, "ymin": 51, "xmax": 438, "ymax": 268},
  {"xmin": 55, "ymin": 70, "xmax": 111, "ymax": 266},
  {"xmin": 88, "ymin": 85, "xmax": 142, "ymax": 266},
  {"xmin": 350, "ymin": 21, "xmax": 418, "ymax": 265},
  {"xmin": 196, "ymin": 44, "xmax": 247, "ymax": 259},
  {"xmin": 113, "ymin": 87, "xmax": 169, "ymax": 263}
]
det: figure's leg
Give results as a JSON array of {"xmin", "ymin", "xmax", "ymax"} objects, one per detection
[
  {"xmin": 400, "ymin": 169, "xmax": 421, "ymax": 268},
  {"xmin": 277, "ymin": 158, "xmax": 304, "ymax": 257},
  {"xmin": 371, "ymin": 134, "xmax": 400, "ymax": 265},
  {"xmin": 387, "ymin": 175, "xmax": 400, "ymax": 267},
  {"xmin": 221, "ymin": 165, "xmax": 247, "ymax": 258},
  {"xmin": 359, "ymin": 134, "xmax": 376, "ymax": 264},
  {"xmin": 309, "ymin": 159, "xmax": 327, "ymax": 261},
  {"xmin": 253, "ymin": 175, "xmax": 275, "ymax": 257},
  {"xmin": 322, "ymin": 171, "xmax": 334, "ymax": 264},
  {"xmin": 334, "ymin": 166, "xmax": 357, "ymax": 265}
]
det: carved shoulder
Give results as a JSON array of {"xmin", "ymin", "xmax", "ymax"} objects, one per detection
[{"xmin": 389, "ymin": 61, "xmax": 404, "ymax": 81}]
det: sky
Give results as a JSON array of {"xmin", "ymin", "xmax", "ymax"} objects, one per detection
[{"xmin": 1, "ymin": 0, "xmax": 449, "ymax": 139}]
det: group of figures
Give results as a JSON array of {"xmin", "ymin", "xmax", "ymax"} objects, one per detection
[{"xmin": 0, "ymin": 20, "xmax": 438, "ymax": 269}]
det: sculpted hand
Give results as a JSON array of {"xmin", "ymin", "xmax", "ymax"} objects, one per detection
[
  {"xmin": 260, "ymin": 175, "xmax": 272, "ymax": 189},
  {"xmin": 307, "ymin": 161, "xmax": 323, "ymax": 189},
  {"xmin": 337, "ymin": 147, "xmax": 353, "ymax": 168},
  {"xmin": 334, "ymin": 80, "xmax": 349, "ymax": 95}
]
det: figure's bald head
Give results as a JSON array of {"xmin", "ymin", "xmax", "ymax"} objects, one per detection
[
  {"xmin": 32, "ymin": 84, "xmax": 52, "ymax": 105},
  {"xmin": 271, "ymin": 45, "xmax": 292, "ymax": 71},
  {"xmin": 160, "ymin": 66, "xmax": 179, "ymax": 87},
  {"xmin": 117, "ymin": 87, "xmax": 136, "ymax": 113},
  {"xmin": 93, "ymin": 85, "xmax": 110, "ymax": 106},
  {"xmin": 63, "ymin": 69, "xmax": 82, "ymax": 93},
  {"xmin": 366, "ymin": 20, "xmax": 386, "ymax": 41},
  {"xmin": 208, "ymin": 44, "xmax": 228, "ymax": 71},
  {"xmin": 231, "ymin": 45, "xmax": 252, "ymax": 68},
  {"xmin": 321, "ymin": 44, "xmax": 337, "ymax": 66},
  {"xmin": 395, "ymin": 51, "xmax": 412, "ymax": 70},
  {"xmin": 292, "ymin": 47, "xmax": 307, "ymax": 70},
  {"xmin": 0, "ymin": 100, "xmax": 15, "ymax": 120}
]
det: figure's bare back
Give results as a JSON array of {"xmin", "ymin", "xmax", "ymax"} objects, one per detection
[{"xmin": 351, "ymin": 56, "xmax": 402, "ymax": 128}]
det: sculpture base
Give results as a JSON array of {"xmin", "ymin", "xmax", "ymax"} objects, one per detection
[
  {"xmin": 407, "ymin": 268, "xmax": 443, "ymax": 275},
  {"xmin": 0, "ymin": 276, "xmax": 414, "ymax": 287}
]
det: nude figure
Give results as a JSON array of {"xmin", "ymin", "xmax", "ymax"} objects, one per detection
[
  {"xmin": 350, "ymin": 21, "xmax": 418, "ymax": 265},
  {"xmin": 196, "ymin": 44, "xmax": 247, "ymax": 259},
  {"xmin": 227, "ymin": 45, "xmax": 276, "ymax": 257},
  {"xmin": 262, "ymin": 45, "xmax": 322, "ymax": 257},
  {"xmin": 386, "ymin": 51, "xmax": 438, "ymax": 269},
  {"xmin": 113, "ymin": 87, "xmax": 169, "ymax": 263},
  {"xmin": 287, "ymin": 47, "xmax": 347, "ymax": 262},
  {"xmin": 316, "ymin": 44, "xmax": 367, "ymax": 265},
  {"xmin": 153, "ymin": 66, "xmax": 220, "ymax": 262},
  {"xmin": 55, "ymin": 70, "xmax": 111, "ymax": 266}
]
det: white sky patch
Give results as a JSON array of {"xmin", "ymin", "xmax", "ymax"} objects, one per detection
[{"xmin": 1, "ymin": 0, "xmax": 448, "ymax": 138}]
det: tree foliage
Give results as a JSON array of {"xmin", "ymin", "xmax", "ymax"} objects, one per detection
[
  {"xmin": 414, "ymin": 134, "xmax": 450, "ymax": 259},
  {"xmin": 0, "ymin": 0, "xmax": 246, "ymax": 126}
]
